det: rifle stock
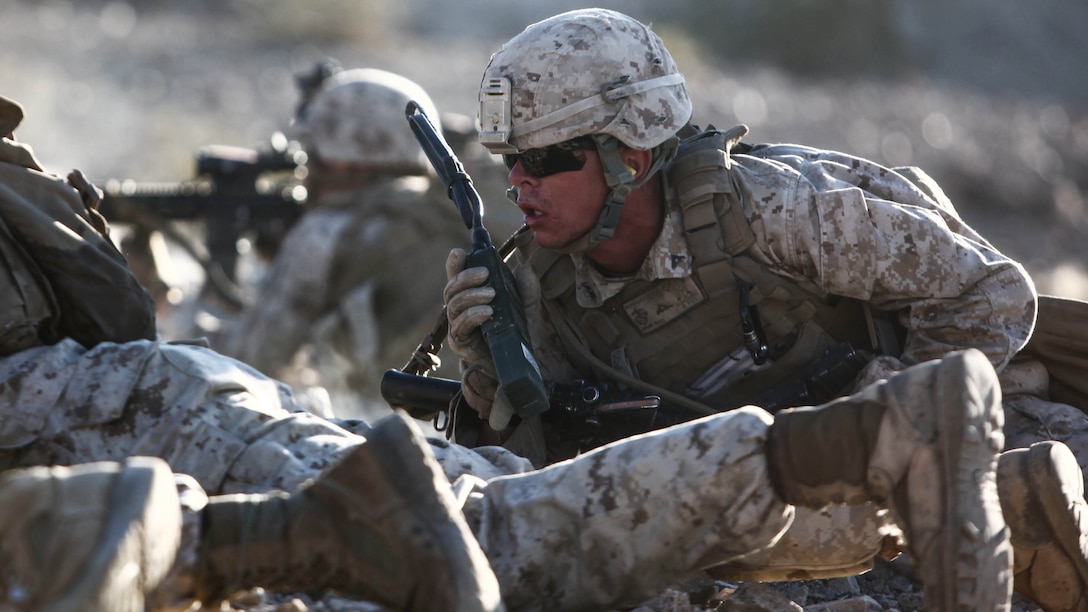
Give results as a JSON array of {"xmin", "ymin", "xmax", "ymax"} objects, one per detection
[{"xmin": 380, "ymin": 368, "xmax": 461, "ymax": 420}]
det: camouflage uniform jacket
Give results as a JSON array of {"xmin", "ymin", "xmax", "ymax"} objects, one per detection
[{"xmin": 514, "ymin": 133, "xmax": 1038, "ymax": 426}]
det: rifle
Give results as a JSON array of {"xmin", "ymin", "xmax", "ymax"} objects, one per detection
[
  {"xmin": 98, "ymin": 134, "xmax": 307, "ymax": 310},
  {"xmin": 404, "ymin": 101, "xmax": 548, "ymax": 429},
  {"xmin": 381, "ymin": 368, "xmax": 677, "ymax": 454},
  {"xmin": 97, "ymin": 58, "xmax": 344, "ymax": 313}
]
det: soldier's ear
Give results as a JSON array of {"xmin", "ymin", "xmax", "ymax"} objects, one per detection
[{"xmin": 621, "ymin": 147, "xmax": 654, "ymax": 180}]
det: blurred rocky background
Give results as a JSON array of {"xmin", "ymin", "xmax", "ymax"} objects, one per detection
[
  {"xmin": 4, "ymin": 0, "xmax": 1087, "ymax": 302},
  {"xmin": 3, "ymin": 2, "xmax": 1086, "ymax": 609}
]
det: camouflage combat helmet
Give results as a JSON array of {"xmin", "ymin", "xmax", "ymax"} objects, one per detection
[
  {"xmin": 478, "ymin": 9, "xmax": 692, "ymax": 251},
  {"xmin": 291, "ymin": 68, "xmax": 440, "ymax": 174}
]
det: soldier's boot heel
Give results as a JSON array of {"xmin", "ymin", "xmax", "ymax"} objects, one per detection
[
  {"xmin": 0, "ymin": 457, "xmax": 182, "ymax": 612},
  {"xmin": 998, "ymin": 440, "xmax": 1088, "ymax": 612}
]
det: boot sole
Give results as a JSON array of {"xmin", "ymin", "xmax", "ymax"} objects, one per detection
[
  {"xmin": 364, "ymin": 413, "xmax": 504, "ymax": 612},
  {"xmin": 1028, "ymin": 441, "xmax": 1088, "ymax": 588},
  {"xmin": 49, "ymin": 458, "xmax": 181, "ymax": 612},
  {"xmin": 926, "ymin": 351, "xmax": 1012, "ymax": 611}
]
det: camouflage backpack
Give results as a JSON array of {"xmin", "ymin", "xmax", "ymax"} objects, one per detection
[
  {"xmin": 0, "ymin": 97, "xmax": 155, "ymax": 355},
  {"xmin": 1021, "ymin": 294, "xmax": 1088, "ymax": 414}
]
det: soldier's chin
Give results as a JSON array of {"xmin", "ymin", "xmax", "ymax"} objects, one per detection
[{"xmin": 551, "ymin": 231, "xmax": 598, "ymax": 255}]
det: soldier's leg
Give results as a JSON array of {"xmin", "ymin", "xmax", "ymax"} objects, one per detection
[
  {"xmin": 189, "ymin": 413, "xmax": 501, "ymax": 612},
  {"xmin": 0, "ymin": 339, "xmax": 522, "ymax": 500},
  {"xmin": 462, "ymin": 349, "xmax": 1011, "ymax": 612},
  {"xmin": 0, "ymin": 340, "xmax": 366, "ymax": 495},
  {"xmin": 767, "ymin": 348, "xmax": 1011, "ymax": 610},
  {"xmin": 0, "ymin": 341, "xmax": 504, "ymax": 609},
  {"xmin": 1, "ymin": 416, "xmax": 503, "ymax": 612},
  {"xmin": 461, "ymin": 405, "xmax": 792, "ymax": 612}
]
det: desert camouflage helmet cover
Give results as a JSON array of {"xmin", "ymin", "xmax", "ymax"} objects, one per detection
[
  {"xmin": 291, "ymin": 68, "xmax": 440, "ymax": 172},
  {"xmin": 478, "ymin": 8, "xmax": 692, "ymax": 153}
]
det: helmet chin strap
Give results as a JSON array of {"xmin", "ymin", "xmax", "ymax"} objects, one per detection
[{"xmin": 556, "ymin": 134, "xmax": 678, "ymax": 255}]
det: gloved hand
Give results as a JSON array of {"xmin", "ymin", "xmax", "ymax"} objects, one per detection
[
  {"xmin": 460, "ymin": 354, "xmax": 529, "ymax": 434},
  {"xmin": 458, "ymin": 362, "xmax": 500, "ymax": 420},
  {"xmin": 443, "ymin": 247, "xmax": 542, "ymax": 430},
  {"xmin": 445, "ymin": 248, "xmax": 500, "ymax": 421},
  {"xmin": 444, "ymin": 248, "xmax": 495, "ymax": 367}
]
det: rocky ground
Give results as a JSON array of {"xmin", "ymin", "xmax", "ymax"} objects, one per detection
[
  {"xmin": 3, "ymin": 2, "xmax": 1085, "ymax": 611},
  {"xmin": 212, "ymin": 557, "xmax": 1045, "ymax": 612}
]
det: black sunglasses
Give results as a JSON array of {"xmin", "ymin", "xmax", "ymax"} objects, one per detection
[{"xmin": 503, "ymin": 136, "xmax": 597, "ymax": 178}]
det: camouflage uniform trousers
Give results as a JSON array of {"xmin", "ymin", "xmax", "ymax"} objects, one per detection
[
  {"xmin": 6, "ymin": 338, "xmax": 1083, "ymax": 608},
  {"xmin": 0, "ymin": 337, "xmax": 795, "ymax": 608},
  {"xmin": 458, "ymin": 352, "xmax": 1088, "ymax": 610},
  {"xmin": 185, "ymin": 405, "xmax": 795, "ymax": 611}
]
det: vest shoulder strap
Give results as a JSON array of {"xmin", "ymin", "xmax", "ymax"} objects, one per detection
[{"xmin": 669, "ymin": 126, "xmax": 756, "ymax": 267}]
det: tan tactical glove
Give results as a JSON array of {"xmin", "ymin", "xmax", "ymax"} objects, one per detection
[
  {"xmin": 445, "ymin": 248, "xmax": 502, "ymax": 424},
  {"xmin": 444, "ymin": 248, "xmax": 495, "ymax": 367},
  {"xmin": 443, "ymin": 248, "xmax": 542, "ymax": 430}
]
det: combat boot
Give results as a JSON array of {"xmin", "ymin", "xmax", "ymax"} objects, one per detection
[
  {"xmin": 997, "ymin": 440, "xmax": 1088, "ymax": 612},
  {"xmin": 0, "ymin": 457, "xmax": 182, "ymax": 612},
  {"xmin": 195, "ymin": 411, "xmax": 503, "ymax": 612},
  {"xmin": 766, "ymin": 348, "xmax": 1012, "ymax": 610}
]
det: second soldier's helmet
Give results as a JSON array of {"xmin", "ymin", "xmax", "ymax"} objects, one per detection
[
  {"xmin": 478, "ymin": 8, "xmax": 692, "ymax": 155},
  {"xmin": 291, "ymin": 68, "xmax": 440, "ymax": 173}
]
